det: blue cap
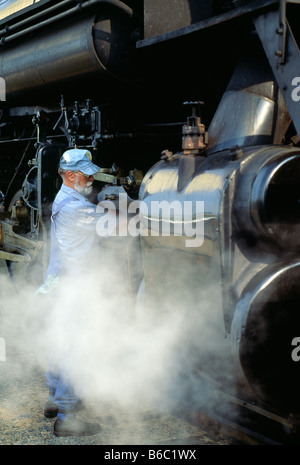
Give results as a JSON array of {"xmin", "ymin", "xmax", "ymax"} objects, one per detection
[{"xmin": 60, "ymin": 149, "xmax": 100, "ymax": 175}]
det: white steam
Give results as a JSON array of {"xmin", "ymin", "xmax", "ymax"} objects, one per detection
[{"xmin": 0, "ymin": 234, "xmax": 238, "ymax": 424}]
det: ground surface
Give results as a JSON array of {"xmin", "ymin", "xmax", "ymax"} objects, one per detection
[{"xmin": 0, "ymin": 352, "xmax": 237, "ymax": 446}]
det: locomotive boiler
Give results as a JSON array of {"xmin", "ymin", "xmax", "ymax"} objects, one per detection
[{"xmin": 1, "ymin": 0, "xmax": 300, "ymax": 436}]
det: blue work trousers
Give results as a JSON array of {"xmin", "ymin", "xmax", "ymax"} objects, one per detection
[{"xmin": 46, "ymin": 367, "xmax": 78, "ymax": 419}]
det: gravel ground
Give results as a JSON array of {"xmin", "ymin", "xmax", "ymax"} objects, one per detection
[{"xmin": 0, "ymin": 351, "xmax": 236, "ymax": 446}]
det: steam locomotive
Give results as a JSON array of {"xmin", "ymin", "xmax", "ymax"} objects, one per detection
[{"xmin": 1, "ymin": 0, "xmax": 300, "ymax": 437}]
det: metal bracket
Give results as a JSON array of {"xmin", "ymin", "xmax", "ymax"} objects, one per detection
[
  {"xmin": 276, "ymin": 0, "xmax": 287, "ymax": 64},
  {"xmin": 254, "ymin": 2, "xmax": 300, "ymax": 139},
  {"xmin": 0, "ymin": 220, "xmax": 43, "ymax": 262},
  {"xmin": 275, "ymin": 0, "xmax": 300, "ymax": 64}
]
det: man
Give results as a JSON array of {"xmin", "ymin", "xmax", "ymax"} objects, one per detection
[{"xmin": 40, "ymin": 148, "xmax": 111, "ymax": 437}]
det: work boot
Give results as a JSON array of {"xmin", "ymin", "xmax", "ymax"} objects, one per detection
[
  {"xmin": 54, "ymin": 416, "xmax": 101, "ymax": 437},
  {"xmin": 44, "ymin": 399, "xmax": 85, "ymax": 418}
]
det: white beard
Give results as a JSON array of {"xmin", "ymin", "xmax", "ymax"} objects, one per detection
[{"xmin": 74, "ymin": 179, "xmax": 93, "ymax": 197}]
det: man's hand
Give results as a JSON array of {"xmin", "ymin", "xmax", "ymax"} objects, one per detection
[{"xmin": 35, "ymin": 274, "xmax": 60, "ymax": 295}]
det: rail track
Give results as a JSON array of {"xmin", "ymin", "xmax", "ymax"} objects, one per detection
[{"xmin": 178, "ymin": 370, "xmax": 300, "ymax": 446}]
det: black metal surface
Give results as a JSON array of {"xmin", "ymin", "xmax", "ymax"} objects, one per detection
[{"xmin": 137, "ymin": 0, "xmax": 277, "ymax": 47}]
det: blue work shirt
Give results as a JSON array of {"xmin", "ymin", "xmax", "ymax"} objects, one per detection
[{"xmin": 45, "ymin": 184, "xmax": 105, "ymax": 278}]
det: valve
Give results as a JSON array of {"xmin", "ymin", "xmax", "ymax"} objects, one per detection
[{"xmin": 182, "ymin": 101, "xmax": 208, "ymax": 154}]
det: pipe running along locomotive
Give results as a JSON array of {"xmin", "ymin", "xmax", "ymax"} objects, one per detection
[{"xmin": 1, "ymin": 0, "xmax": 300, "ymax": 433}]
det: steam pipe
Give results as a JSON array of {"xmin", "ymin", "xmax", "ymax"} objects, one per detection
[
  {"xmin": 0, "ymin": 0, "xmax": 77, "ymax": 37},
  {"xmin": 0, "ymin": 0, "xmax": 135, "ymax": 45}
]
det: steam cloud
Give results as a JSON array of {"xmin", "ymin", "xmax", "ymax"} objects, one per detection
[{"xmin": 0, "ymin": 231, "xmax": 238, "ymax": 438}]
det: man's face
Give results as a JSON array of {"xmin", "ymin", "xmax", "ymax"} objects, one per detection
[{"xmin": 73, "ymin": 171, "xmax": 94, "ymax": 197}]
